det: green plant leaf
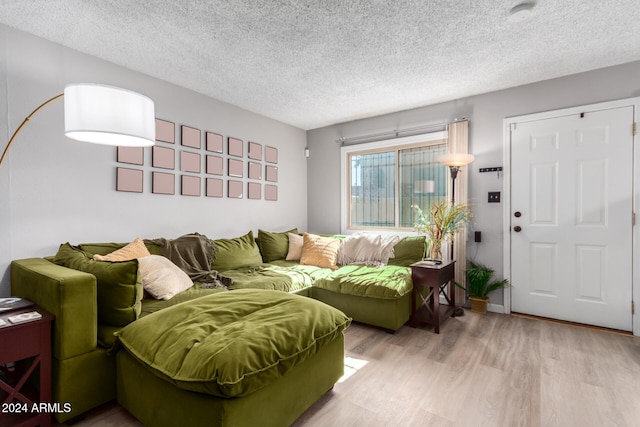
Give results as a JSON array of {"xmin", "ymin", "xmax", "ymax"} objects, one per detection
[
  {"xmin": 459, "ymin": 261, "xmax": 509, "ymax": 298},
  {"xmin": 412, "ymin": 200, "xmax": 472, "ymax": 259}
]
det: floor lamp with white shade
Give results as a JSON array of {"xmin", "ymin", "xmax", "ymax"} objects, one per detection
[
  {"xmin": 1, "ymin": 83, "xmax": 156, "ymax": 169},
  {"xmin": 437, "ymin": 151, "xmax": 475, "ymax": 259},
  {"xmin": 437, "ymin": 152, "xmax": 475, "ymax": 205},
  {"xmin": 438, "ymin": 152, "xmax": 475, "ymax": 315}
]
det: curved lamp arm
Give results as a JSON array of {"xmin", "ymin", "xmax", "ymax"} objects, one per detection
[{"xmin": 0, "ymin": 93, "xmax": 64, "ymax": 168}]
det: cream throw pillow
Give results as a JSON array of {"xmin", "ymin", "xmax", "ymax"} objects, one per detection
[
  {"xmin": 138, "ymin": 255, "xmax": 194, "ymax": 300},
  {"xmin": 299, "ymin": 233, "xmax": 341, "ymax": 270},
  {"xmin": 285, "ymin": 233, "xmax": 304, "ymax": 261},
  {"xmin": 337, "ymin": 233, "xmax": 400, "ymax": 266},
  {"xmin": 93, "ymin": 237, "xmax": 150, "ymax": 261}
]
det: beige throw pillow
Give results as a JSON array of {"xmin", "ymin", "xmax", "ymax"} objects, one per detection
[
  {"xmin": 285, "ymin": 233, "xmax": 304, "ymax": 261},
  {"xmin": 299, "ymin": 233, "xmax": 341, "ymax": 270},
  {"xmin": 138, "ymin": 255, "xmax": 194, "ymax": 300},
  {"xmin": 93, "ymin": 237, "xmax": 150, "ymax": 262}
]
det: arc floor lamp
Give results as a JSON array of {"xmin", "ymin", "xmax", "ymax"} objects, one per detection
[{"xmin": 1, "ymin": 83, "xmax": 156, "ymax": 169}]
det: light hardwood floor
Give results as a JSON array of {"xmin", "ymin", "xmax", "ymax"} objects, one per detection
[{"xmin": 58, "ymin": 311, "xmax": 640, "ymax": 427}]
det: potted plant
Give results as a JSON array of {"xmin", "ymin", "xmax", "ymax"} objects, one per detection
[
  {"xmin": 412, "ymin": 199, "xmax": 472, "ymax": 260},
  {"xmin": 457, "ymin": 261, "xmax": 509, "ymax": 314}
]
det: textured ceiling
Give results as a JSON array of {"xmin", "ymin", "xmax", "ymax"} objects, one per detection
[{"xmin": 1, "ymin": 1, "xmax": 639, "ymax": 130}]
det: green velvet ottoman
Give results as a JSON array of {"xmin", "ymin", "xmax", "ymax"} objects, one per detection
[
  {"xmin": 117, "ymin": 335, "xmax": 344, "ymax": 426},
  {"xmin": 115, "ymin": 290, "xmax": 349, "ymax": 426}
]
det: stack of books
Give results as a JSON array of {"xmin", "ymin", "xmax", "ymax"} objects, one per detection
[{"xmin": 0, "ymin": 297, "xmax": 40, "ymax": 326}]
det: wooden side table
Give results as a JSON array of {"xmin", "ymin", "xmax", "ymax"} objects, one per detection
[
  {"xmin": 0, "ymin": 304, "xmax": 54, "ymax": 427},
  {"xmin": 409, "ymin": 261, "xmax": 456, "ymax": 334}
]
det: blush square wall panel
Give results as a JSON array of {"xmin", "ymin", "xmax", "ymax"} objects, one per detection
[
  {"xmin": 117, "ymin": 147, "xmax": 144, "ymax": 165},
  {"xmin": 265, "ymin": 165, "xmax": 278, "ymax": 182},
  {"xmin": 248, "ymin": 162, "xmax": 262, "ymax": 180},
  {"xmin": 116, "ymin": 167, "xmax": 143, "ymax": 193},
  {"xmin": 228, "ymin": 180, "xmax": 243, "ymax": 198},
  {"xmin": 265, "ymin": 146, "xmax": 278, "ymax": 164},
  {"xmin": 180, "ymin": 151, "xmax": 201, "ymax": 173},
  {"xmin": 228, "ymin": 159, "xmax": 243, "ymax": 177},
  {"xmin": 181, "ymin": 125, "xmax": 201, "ymax": 149},
  {"xmin": 152, "ymin": 172, "xmax": 175, "ymax": 195},
  {"xmin": 152, "ymin": 146, "xmax": 175, "ymax": 169},
  {"xmin": 206, "ymin": 178, "xmax": 223, "ymax": 197},
  {"xmin": 265, "ymin": 184, "xmax": 278, "ymax": 201},
  {"xmin": 228, "ymin": 137, "xmax": 243, "ymax": 157},
  {"xmin": 155, "ymin": 119, "xmax": 175, "ymax": 144},
  {"xmin": 206, "ymin": 155, "xmax": 223, "ymax": 175},
  {"xmin": 206, "ymin": 132, "xmax": 223, "ymax": 153},
  {"xmin": 248, "ymin": 141, "xmax": 262, "ymax": 160},
  {"xmin": 181, "ymin": 175, "xmax": 201, "ymax": 196},
  {"xmin": 248, "ymin": 182, "xmax": 261, "ymax": 200}
]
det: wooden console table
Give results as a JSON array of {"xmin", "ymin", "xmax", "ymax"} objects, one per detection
[
  {"xmin": 409, "ymin": 260, "xmax": 456, "ymax": 334},
  {"xmin": 0, "ymin": 304, "xmax": 54, "ymax": 427}
]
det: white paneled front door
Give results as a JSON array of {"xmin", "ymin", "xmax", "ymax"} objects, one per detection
[{"xmin": 509, "ymin": 105, "xmax": 634, "ymax": 331}]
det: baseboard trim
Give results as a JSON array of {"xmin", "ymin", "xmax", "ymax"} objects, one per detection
[
  {"xmin": 511, "ymin": 312, "xmax": 633, "ymax": 336},
  {"xmin": 487, "ymin": 303, "xmax": 505, "ymax": 314},
  {"xmin": 437, "ymin": 296, "xmax": 505, "ymax": 314}
]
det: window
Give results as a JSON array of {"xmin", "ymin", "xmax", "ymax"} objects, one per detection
[{"xmin": 341, "ymin": 132, "xmax": 449, "ymax": 232}]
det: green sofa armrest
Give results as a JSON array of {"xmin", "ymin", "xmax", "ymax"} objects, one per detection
[{"xmin": 11, "ymin": 258, "xmax": 98, "ymax": 360}]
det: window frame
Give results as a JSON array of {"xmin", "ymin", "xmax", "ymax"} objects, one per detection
[{"xmin": 340, "ymin": 131, "xmax": 448, "ymax": 234}]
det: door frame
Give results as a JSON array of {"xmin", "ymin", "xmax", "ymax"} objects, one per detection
[{"xmin": 502, "ymin": 97, "xmax": 640, "ymax": 336}]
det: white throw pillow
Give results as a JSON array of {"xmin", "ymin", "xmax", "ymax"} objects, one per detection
[{"xmin": 138, "ymin": 255, "xmax": 194, "ymax": 300}]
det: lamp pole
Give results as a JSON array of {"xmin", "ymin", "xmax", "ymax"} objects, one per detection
[
  {"xmin": 0, "ymin": 94, "xmax": 64, "ymax": 168},
  {"xmin": 447, "ymin": 165, "xmax": 460, "ymax": 267},
  {"xmin": 448, "ymin": 165, "xmax": 460, "ymax": 204}
]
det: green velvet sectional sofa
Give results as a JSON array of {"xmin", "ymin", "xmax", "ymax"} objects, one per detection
[{"xmin": 10, "ymin": 230, "xmax": 424, "ymax": 425}]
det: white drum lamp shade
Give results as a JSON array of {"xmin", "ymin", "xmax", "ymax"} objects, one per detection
[{"xmin": 64, "ymin": 83, "xmax": 155, "ymax": 147}]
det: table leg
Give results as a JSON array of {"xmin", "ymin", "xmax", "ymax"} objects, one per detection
[{"xmin": 433, "ymin": 283, "xmax": 440, "ymax": 334}]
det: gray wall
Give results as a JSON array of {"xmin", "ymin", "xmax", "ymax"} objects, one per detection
[
  {"xmin": 0, "ymin": 26, "xmax": 308, "ymax": 296},
  {"xmin": 307, "ymin": 60, "xmax": 640, "ymax": 306}
]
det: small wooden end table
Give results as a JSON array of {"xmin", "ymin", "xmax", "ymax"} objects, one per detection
[
  {"xmin": 0, "ymin": 304, "xmax": 54, "ymax": 427},
  {"xmin": 409, "ymin": 260, "xmax": 456, "ymax": 334}
]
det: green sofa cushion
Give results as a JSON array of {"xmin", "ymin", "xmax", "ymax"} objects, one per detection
[
  {"xmin": 53, "ymin": 243, "xmax": 142, "ymax": 327},
  {"xmin": 388, "ymin": 236, "xmax": 426, "ymax": 266},
  {"xmin": 312, "ymin": 264, "xmax": 413, "ymax": 299},
  {"xmin": 79, "ymin": 241, "xmax": 162, "ymax": 256},
  {"xmin": 116, "ymin": 289, "xmax": 351, "ymax": 398},
  {"xmin": 224, "ymin": 262, "xmax": 330, "ymax": 293},
  {"xmin": 210, "ymin": 231, "xmax": 263, "ymax": 272},
  {"xmin": 256, "ymin": 228, "xmax": 298, "ymax": 262}
]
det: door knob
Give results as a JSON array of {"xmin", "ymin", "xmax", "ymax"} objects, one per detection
[
  {"xmin": 514, "ymin": 211, "xmax": 522, "ymax": 217},
  {"xmin": 514, "ymin": 226, "xmax": 522, "ymax": 232}
]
